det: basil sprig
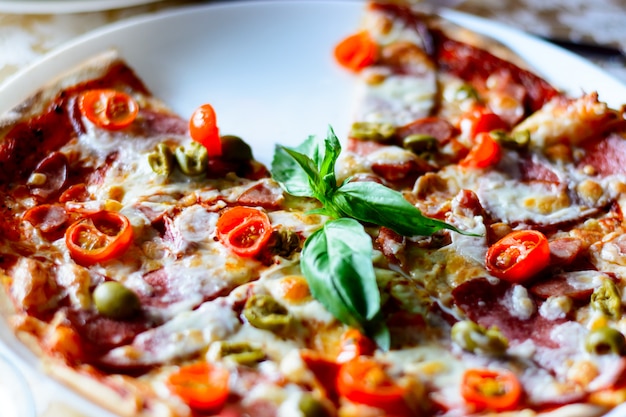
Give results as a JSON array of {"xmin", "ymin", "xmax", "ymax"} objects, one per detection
[
  {"xmin": 271, "ymin": 127, "xmax": 464, "ymax": 350},
  {"xmin": 301, "ymin": 218, "xmax": 389, "ymax": 348}
]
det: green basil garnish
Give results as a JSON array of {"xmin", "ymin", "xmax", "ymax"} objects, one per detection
[
  {"xmin": 301, "ymin": 218, "xmax": 390, "ymax": 350},
  {"xmin": 271, "ymin": 127, "xmax": 466, "ymax": 350}
]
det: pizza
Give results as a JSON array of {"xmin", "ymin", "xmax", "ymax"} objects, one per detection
[{"xmin": 1, "ymin": 1, "xmax": 626, "ymax": 416}]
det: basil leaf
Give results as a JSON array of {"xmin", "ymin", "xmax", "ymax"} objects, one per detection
[
  {"xmin": 271, "ymin": 136, "xmax": 319, "ymax": 198},
  {"xmin": 333, "ymin": 181, "xmax": 463, "ymax": 236},
  {"xmin": 272, "ymin": 128, "xmax": 342, "ymax": 210},
  {"xmin": 301, "ymin": 218, "xmax": 384, "ymax": 335},
  {"xmin": 318, "ymin": 127, "xmax": 341, "ymax": 193}
]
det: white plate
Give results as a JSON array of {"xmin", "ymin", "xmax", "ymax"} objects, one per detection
[
  {"xmin": 1, "ymin": 1, "xmax": 626, "ymax": 416},
  {"xmin": 0, "ymin": 0, "xmax": 163, "ymax": 14}
]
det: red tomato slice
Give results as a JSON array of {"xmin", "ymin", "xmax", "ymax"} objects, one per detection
[
  {"xmin": 334, "ymin": 31, "xmax": 377, "ymax": 72},
  {"xmin": 460, "ymin": 132, "xmax": 501, "ymax": 168},
  {"xmin": 336, "ymin": 328, "xmax": 376, "ymax": 363},
  {"xmin": 336, "ymin": 357, "xmax": 409, "ymax": 414},
  {"xmin": 166, "ymin": 362, "xmax": 230, "ymax": 412},
  {"xmin": 216, "ymin": 206, "xmax": 272, "ymax": 258},
  {"xmin": 65, "ymin": 210, "xmax": 134, "ymax": 266},
  {"xmin": 189, "ymin": 103, "xmax": 222, "ymax": 157},
  {"xmin": 59, "ymin": 183, "xmax": 89, "ymax": 203},
  {"xmin": 78, "ymin": 89, "xmax": 139, "ymax": 130},
  {"xmin": 459, "ymin": 106, "xmax": 508, "ymax": 139},
  {"xmin": 461, "ymin": 368, "xmax": 522, "ymax": 412},
  {"xmin": 485, "ymin": 229, "xmax": 550, "ymax": 283},
  {"xmin": 300, "ymin": 350, "xmax": 342, "ymax": 401}
]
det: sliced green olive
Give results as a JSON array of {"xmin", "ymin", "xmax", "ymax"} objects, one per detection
[
  {"xmin": 299, "ymin": 393, "xmax": 331, "ymax": 417},
  {"xmin": 454, "ymin": 83, "xmax": 479, "ymax": 101},
  {"xmin": 402, "ymin": 134, "xmax": 438, "ymax": 154},
  {"xmin": 147, "ymin": 143, "xmax": 174, "ymax": 176},
  {"xmin": 174, "ymin": 141, "xmax": 208, "ymax": 176},
  {"xmin": 243, "ymin": 294, "xmax": 292, "ymax": 332},
  {"xmin": 451, "ymin": 320, "xmax": 508, "ymax": 356},
  {"xmin": 591, "ymin": 279, "xmax": 622, "ymax": 319},
  {"xmin": 350, "ymin": 122, "xmax": 396, "ymax": 142},
  {"xmin": 491, "ymin": 129, "xmax": 530, "ymax": 150},
  {"xmin": 220, "ymin": 135, "xmax": 253, "ymax": 162},
  {"xmin": 93, "ymin": 281, "xmax": 141, "ymax": 320},
  {"xmin": 213, "ymin": 341, "xmax": 265, "ymax": 366},
  {"xmin": 585, "ymin": 327, "xmax": 626, "ymax": 356},
  {"xmin": 267, "ymin": 228, "xmax": 301, "ymax": 258}
]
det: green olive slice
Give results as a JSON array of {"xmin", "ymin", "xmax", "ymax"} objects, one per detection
[
  {"xmin": 174, "ymin": 141, "xmax": 208, "ymax": 176},
  {"xmin": 491, "ymin": 129, "xmax": 530, "ymax": 150},
  {"xmin": 591, "ymin": 279, "xmax": 622, "ymax": 319},
  {"xmin": 147, "ymin": 143, "xmax": 174, "ymax": 176},
  {"xmin": 585, "ymin": 327, "xmax": 626, "ymax": 356},
  {"xmin": 451, "ymin": 320, "xmax": 508, "ymax": 356},
  {"xmin": 299, "ymin": 393, "xmax": 331, "ymax": 417},
  {"xmin": 214, "ymin": 341, "xmax": 265, "ymax": 366},
  {"xmin": 454, "ymin": 83, "xmax": 480, "ymax": 101},
  {"xmin": 267, "ymin": 228, "xmax": 301, "ymax": 258},
  {"xmin": 93, "ymin": 281, "xmax": 141, "ymax": 320},
  {"xmin": 243, "ymin": 294, "xmax": 292, "ymax": 332},
  {"xmin": 402, "ymin": 134, "xmax": 438, "ymax": 154},
  {"xmin": 349, "ymin": 122, "xmax": 396, "ymax": 142}
]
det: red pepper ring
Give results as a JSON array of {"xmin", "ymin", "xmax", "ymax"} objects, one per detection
[
  {"xmin": 65, "ymin": 211, "xmax": 134, "ymax": 266},
  {"xmin": 336, "ymin": 356, "xmax": 410, "ymax": 414},
  {"xmin": 165, "ymin": 362, "xmax": 230, "ymax": 412},
  {"xmin": 485, "ymin": 229, "xmax": 550, "ymax": 284},
  {"xmin": 461, "ymin": 368, "xmax": 522, "ymax": 412},
  {"xmin": 216, "ymin": 206, "xmax": 272, "ymax": 258},
  {"xmin": 78, "ymin": 89, "xmax": 139, "ymax": 131}
]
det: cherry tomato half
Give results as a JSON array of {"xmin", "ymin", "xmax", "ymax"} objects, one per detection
[
  {"xmin": 461, "ymin": 368, "xmax": 522, "ymax": 412},
  {"xmin": 336, "ymin": 328, "xmax": 376, "ymax": 363},
  {"xmin": 459, "ymin": 132, "xmax": 501, "ymax": 169},
  {"xmin": 336, "ymin": 356, "xmax": 409, "ymax": 414},
  {"xmin": 216, "ymin": 206, "xmax": 272, "ymax": 258},
  {"xmin": 166, "ymin": 362, "xmax": 230, "ymax": 412},
  {"xmin": 189, "ymin": 103, "xmax": 222, "ymax": 157},
  {"xmin": 334, "ymin": 31, "xmax": 377, "ymax": 72},
  {"xmin": 485, "ymin": 229, "xmax": 550, "ymax": 283},
  {"xmin": 459, "ymin": 106, "xmax": 508, "ymax": 139},
  {"xmin": 65, "ymin": 210, "xmax": 134, "ymax": 266},
  {"xmin": 78, "ymin": 89, "xmax": 139, "ymax": 130}
]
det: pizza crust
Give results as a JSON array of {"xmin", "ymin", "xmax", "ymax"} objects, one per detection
[
  {"xmin": 434, "ymin": 17, "xmax": 532, "ymax": 70},
  {"xmin": 0, "ymin": 50, "xmax": 140, "ymax": 135},
  {"xmin": 0, "ymin": 51, "xmax": 183, "ymax": 417}
]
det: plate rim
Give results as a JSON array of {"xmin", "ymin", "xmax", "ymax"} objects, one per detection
[
  {"xmin": 2, "ymin": 0, "xmax": 625, "ymax": 112},
  {"xmin": 0, "ymin": 0, "xmax": 164, "ymax": 14}
]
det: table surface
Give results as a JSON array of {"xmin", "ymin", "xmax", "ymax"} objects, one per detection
[{"xmin": 0, "ymin": 0, "xmax": 625, "ymax": 416}]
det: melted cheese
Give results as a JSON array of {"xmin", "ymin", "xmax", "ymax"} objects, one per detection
[
  {"xmin": 103, "ymin": 299, "xmax": 241, "ymax": 366},
  {"xmin": 354, "ymin": 71, "xmax": 437, "ymax": 125},
  {"xmin": 503, "ymin": 285, "xmax": 536, "ymax": 321}
]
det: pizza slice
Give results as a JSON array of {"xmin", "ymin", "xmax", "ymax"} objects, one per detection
[
  {"xmin": 331, "ymin": 1, "xmax": 626, "ymax": 416},
  {"xmin": 0, "ymin": 50, "xmax": 323, "ymax": 416}
]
